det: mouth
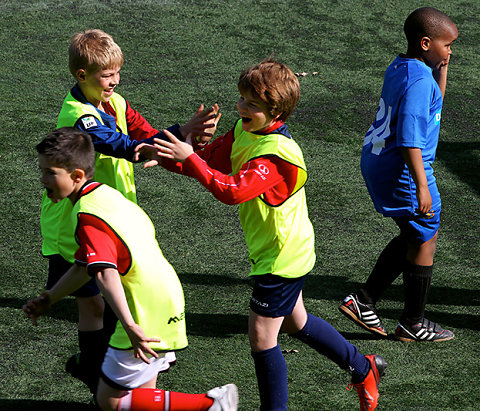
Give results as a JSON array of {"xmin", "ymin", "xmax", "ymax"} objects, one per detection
[{"xmin": 241, "ymin": 117, "xmax": 252, "ymax": 123}]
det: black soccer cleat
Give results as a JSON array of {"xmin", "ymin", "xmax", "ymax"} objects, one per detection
[
  {"xmin": 339, "ymin": 294, "xmax": 387, "ymax": 336},
  {"xmin": 395, "ymin": 318, "xmax": 454, "ymax": 342}
]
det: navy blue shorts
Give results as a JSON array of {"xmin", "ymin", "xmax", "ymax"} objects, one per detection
[
  {"xmin": 393, "ymin": 211, "xmax": 440, "ymax": 245},
  {"xmin": 46, "ymin": 254, "xmax": 100, "ymax": 298},
  {"xmin": 250, "ymin": 274, "xmax": 307, "ymax": 318}
]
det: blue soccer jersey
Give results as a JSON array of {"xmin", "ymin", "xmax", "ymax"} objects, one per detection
[{"xmin": 361, "ymin": 55, "xmax": 443, "ymax": 217}]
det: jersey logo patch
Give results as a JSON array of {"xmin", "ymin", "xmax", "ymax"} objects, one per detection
[{"xmin": 81, "ymin": 116, "xmax": 97, "ymax": 129}]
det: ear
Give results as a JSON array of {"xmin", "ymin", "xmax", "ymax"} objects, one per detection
[
  {"xmin": 420, "ymin": 36, "xmax": 431, "ymax": 52},
  {"xmin": 76, "ymin": 69, "xmax": 87, "ymax": 82},
  {"xmin": 70, "ymin": 168, "xmax": 86, "ymax": 183}
]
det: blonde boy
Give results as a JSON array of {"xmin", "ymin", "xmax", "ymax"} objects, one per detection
[{"xmin": 41, "ymin": 29, "xmax": 218, "ymax": 393}]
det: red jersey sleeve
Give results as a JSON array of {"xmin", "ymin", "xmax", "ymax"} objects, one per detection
[
  {"xmin": 74, "ymin": 213, "xmax": 132, "ymax": 275},
  {"xmin": 161, "ymin": 126, "xmax": 301, "ymax": 205},
  {"xmin": 124, "ymin": 100, "xmax": 160, "ymax": 141},
  {"xmin": 183, "ymin": 153, "xmax": 299, "ymax": 206}
]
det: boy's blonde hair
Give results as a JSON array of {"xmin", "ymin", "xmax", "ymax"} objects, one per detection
[
  {"xmin": 238, "ymin": 59, "xmax": 300, "ymax": 122},
  {"xmin": 69, "ymin": 29, "xmax": 124, "ymax": 76}
]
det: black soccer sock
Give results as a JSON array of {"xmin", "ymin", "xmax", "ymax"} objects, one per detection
[
  {"xmin": 102, "ymin": 300, "xmax": 118, "ymax": 343},
  {"xmin": 78, "ymin": 329, "xmax": 108, "ymax": 391},
  {"xmin": 401, "ymin": 262, "xmax": 433, "ymax": 325},
  {"xmin": 357, "ymin": 236, "xmax": 407, "ymax": 304}
]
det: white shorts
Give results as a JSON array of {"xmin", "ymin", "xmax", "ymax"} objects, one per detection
[{"xmin": 101, "ymin": 348, "xmax": 176, "ymax": 390}]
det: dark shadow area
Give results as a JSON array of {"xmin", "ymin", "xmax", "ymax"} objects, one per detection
[
  {"xmin": 366, "ymin": 308, "xmax": 480, "ymax": 331},
  {"xmin": 0, "ymin": 399, "xmax": 92, "ymax": 411},
  {"xmin": 303, "ymin": 275, "xmax": 480, "ymax": 307},
  {"xmin": 337, "ymin": 331, "xmax": 386, "ymax": 341},
  {"xmin": 1, "ymin": 297, "xmax": 78, "ymax": 323},
  {"xmin": 437, "ymin": 141, "xmax": 480, "ymax": 196},
  {"xmin": 186, "ymin": 312, "xmax": 248, "ymax": 337},
  {"xmin": 178, "ymin": 272, "xmax": 250, "ymax": 287}
]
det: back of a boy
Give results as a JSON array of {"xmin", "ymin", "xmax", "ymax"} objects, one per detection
[
  {"xmin": 71, "ymin": 181, "xmax": 188, "ymax": 351},
  {"xmin": 361, "ymin": 55, "xmax": 443, "ymax": 217}
]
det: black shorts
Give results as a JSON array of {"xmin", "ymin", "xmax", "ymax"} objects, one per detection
[
  {"xmin": 46, "ymin": 254, "xmax": 100, "ymax": 298},
  {"xmin": 250, "ymin": 274, "xmax": 307, "ymax": 318}
]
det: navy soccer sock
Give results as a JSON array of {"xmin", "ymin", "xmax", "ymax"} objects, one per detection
[
  {"xmin": 401, "ymin": 263, "xmax": 433, "ymax": 324},
  {"xmin": 292, "ymin": 313, "xmax": 370, "ymax": 381},
  {"xmin": 358, "ymin": 236, "xmax": 407, "ymax": 304},
  {"xmin": 251, "ymin": 344, "xmax": 288, "ymax": 411}
]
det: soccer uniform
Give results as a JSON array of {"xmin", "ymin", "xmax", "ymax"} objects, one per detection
[
  {"xmin": 62, "ymin": 181, "xmax": 186, "ymax": 389},
  {"xmin": 69, "ymin": 182, "xmax": 187, "ymax": 352},
  {"xmin": 164, "ymin": 119, "xmax": 371, "ymax": 409},
  {"xmin": 164, "ymin": 119, "xmax": 316, "ymax": 279},
  {"xmin": 361, "ymin": 56, "xmax": 443, "ymax": 218}
]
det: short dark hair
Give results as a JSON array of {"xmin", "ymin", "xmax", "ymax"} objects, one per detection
[
  {"xmin": 238, "ymin": 59, "xmax": 300, "ymax": 122},
  {"xmin": 404, "ymin": 7, "xmax": 454, "ymax": 45},
  {"xmin": 36, "ymin": 127, "xmax": 95, "ymax": 177}
]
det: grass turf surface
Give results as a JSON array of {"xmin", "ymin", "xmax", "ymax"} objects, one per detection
[{"xmin": 0, "ymin": 0, "xmax": 479, "ymax": 410}]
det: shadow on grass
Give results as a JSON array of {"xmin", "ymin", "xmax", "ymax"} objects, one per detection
[
  {"xmin": 437, "ymin": 140, "xmax": 480, "ymax": 196},
  {"xmin": 1, "ymin": 297, "xmax": 78, "ymax": 323},
  {"xmin": 302, "ymin": 275, "xmax": 480, "ymax": 307},
  {"xmin": 0, "ymin": 399, "xmax": 91, "ymax": 411},
  {"xmin": 186, "ymin": 313, "xmax": 248, "ymax": 337}
]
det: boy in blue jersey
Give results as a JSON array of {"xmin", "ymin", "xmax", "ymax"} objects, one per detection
[
  {"xmin": 339, "ymin": 8, "xmax": 458, "ymax": 342},
  {"xmin": 43, "ymin": 29, "xmax": 219, "ymax": 393},
  {"xmin": 24, "ymin": 128, "xmax": 238, "ymax": 411},
  {"xmin": 138, "ymin": 59, "xmax": 386, "ymax": 411}
]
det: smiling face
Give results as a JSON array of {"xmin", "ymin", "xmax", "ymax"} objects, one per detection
[
  {"xmin": 236, "ymin": 89, "xmax": 279, "ymax": 133},
  {"xmin": 38, "ymin": 154, "xmax": 78, "ymax": 203},
  {"xmin": 77, "ymin": 66, "xmax": 121, "ymax": 109},
  {"xmin": 422, "ymin": 23, "xmax": 458, "ymax": 69}
]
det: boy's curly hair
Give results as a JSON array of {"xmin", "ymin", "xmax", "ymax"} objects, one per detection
[{"xmin": 238, "ymin": 59, "xmax": 300, "ymax": 122}]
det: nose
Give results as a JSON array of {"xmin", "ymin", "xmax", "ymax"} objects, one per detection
[{"xmin": 112, "ymin": 73, "xmax": 120, "ymax": 85}]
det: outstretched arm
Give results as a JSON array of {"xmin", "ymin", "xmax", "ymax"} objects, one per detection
[
  {"xmin": 94, "ymin": 267, "xmax": 161, "ymax": 364},
  {"xmin": 23, "ymin": 264, "xmax": 91, "ymax": 325}
]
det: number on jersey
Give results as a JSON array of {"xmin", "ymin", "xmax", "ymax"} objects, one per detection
[{"xmin": 363, "ymin": 98, "xmax": 392, "ymax": 155}]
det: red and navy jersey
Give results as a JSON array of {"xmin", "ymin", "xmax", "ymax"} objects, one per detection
[
  {"xmin": 70, "ymin": 85, "xmax": 183, "ymax": 162},
  {"xmin": 162, "ymin": 122, "xmax": 300, "ymax": 206}
]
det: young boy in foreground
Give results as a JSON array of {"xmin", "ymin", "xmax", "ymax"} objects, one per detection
[
  {"xmin": 24, "ymin": 128, "xmax": 237, "ymax": 411},
  {"xmin": 339, "ymin": 7, "xmax": 458, "ymax": 342},
  {"xmin": 139, "ymin": 59, "xmax": 386, "ymax": 411},
  {"xmin": 42, "ymin": 29, "xmax": 219, "ymax": 391}
]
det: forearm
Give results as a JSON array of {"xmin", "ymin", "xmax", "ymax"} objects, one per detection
[
  {"xmin": 95, "ymin": 268, "xmax": 136, "ymax": 329},
  {"xmin": 183, "ymin": 154, "xmax": 282, "ymax": 205},
  {"xmin": 433, "ymin": 64, "xmax": 449, "ymax": 98},
  {"xmin": 400, "ymin": 147, "xmax": 428, "ymax": 189}
]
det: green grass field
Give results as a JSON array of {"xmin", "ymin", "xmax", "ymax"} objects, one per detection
[{"xmin": 0, "ymin": 0, "xmax": 479, "ymax": 410}]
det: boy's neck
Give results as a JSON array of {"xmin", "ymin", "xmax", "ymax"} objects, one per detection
[
  {"xmin": 68, "ymin": 177, "xmax": 90, "ymax": 204},
  {"xmin": 403, "ymin": 47, "xmax": 425, "ymax": 63}
]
